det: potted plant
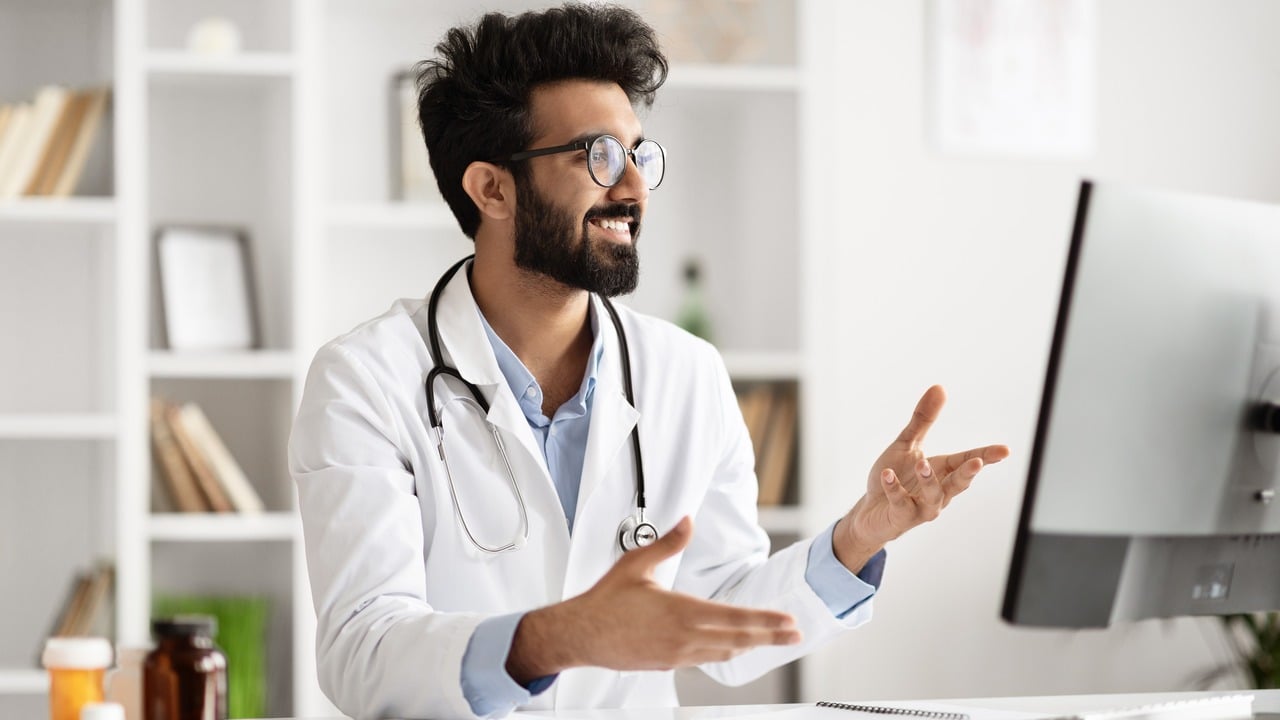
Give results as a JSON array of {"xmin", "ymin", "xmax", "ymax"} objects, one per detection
[{"xmin": 1202, "ymin": 613, "xmax": 1280, "ymax": 689}]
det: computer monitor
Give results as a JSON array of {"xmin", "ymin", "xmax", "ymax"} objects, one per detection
[{"xmin": 1003, "ymin": 180, "xmax": 1280, "ymax": 628}]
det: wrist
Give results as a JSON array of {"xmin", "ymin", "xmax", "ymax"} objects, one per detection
[
  {"xmin": 833, "ymin": 508, "xmax": 885, "ymax": 574},
  {"xmin": 506, "ymin": 600, "xmax": 582, "ymax": 683}
]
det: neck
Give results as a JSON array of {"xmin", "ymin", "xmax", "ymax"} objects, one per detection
[{"xmin": 469, "ymin": 249, "xmax": 594, "ymax": 386}]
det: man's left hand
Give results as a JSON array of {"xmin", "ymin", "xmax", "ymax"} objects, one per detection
[{"xmin": 832, "ymin": 385, "xmax": 1010, "ymax": 573}]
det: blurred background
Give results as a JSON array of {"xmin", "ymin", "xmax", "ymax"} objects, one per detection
[{"xmin": 1, "ymin": 0, "xmax": 1277, "ymax": 717}]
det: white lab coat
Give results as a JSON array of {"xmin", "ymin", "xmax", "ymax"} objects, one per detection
[{"xmin": 289, "ymin": 266, "xmax": 872, "ymax": 720}]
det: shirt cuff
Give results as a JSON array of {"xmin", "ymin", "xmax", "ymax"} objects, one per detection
[
  {"xmin": 804, "ymin": 521, "xmax": 887, "ymax": 619},
  {"xmin": 461, "ymin": 612, "xmax": 557, "ymax": 717}
]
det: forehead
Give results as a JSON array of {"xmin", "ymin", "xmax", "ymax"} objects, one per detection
[{"xmin": 527, "ymin": 80, "xmax": 644, "ymax": 145}]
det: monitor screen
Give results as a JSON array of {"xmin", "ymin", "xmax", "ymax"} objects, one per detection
[{"xmin": 1003, "ymin": 180, "xmax": 1280, "ymax": 628}]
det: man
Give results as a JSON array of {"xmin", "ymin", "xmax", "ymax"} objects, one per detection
[{"xmin": 289, "ymin": 5, "xmax": 1009, "ymax": 720}]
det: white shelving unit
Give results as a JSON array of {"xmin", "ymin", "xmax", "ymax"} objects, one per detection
[
  {"xmin": 0, "ymin": 198, "xmax": 117, "ymax": 224},
  {"xmin": 1, "ymin": 0, "xmax": 813, "ymax": 716}
]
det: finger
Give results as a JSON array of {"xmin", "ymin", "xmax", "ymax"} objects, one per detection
[
  {"xmin": 928, "ymin": 444, "xmax": 1009, "ymax": 476},
  {"xmin": 623, "ymin": 515, "xmax": 692, "ymax": 571},
  {"xmin": 682, "ymin": 597, "xmax": 798, "ymax": 631},
  {"xmin": 893, "ymin": 385, "xmax": 947, "ymax": 447},
  {"xmin": 881, "ymin": 468, "xmax": 913, "ymax": 508},
  {"xmin": 941, "ymin": 457, "xmax": 985, "ymax": 498},
  {"xmin": 914, "ymin": 458, "xmax": 945, "ymax": 508},
  {"xmin": 688, "ymin": 625, "xmax": 803, "ymax": 650}
]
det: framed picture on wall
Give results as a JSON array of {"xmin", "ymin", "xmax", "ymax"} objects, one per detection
[
  {"xmin": 390, "ymin": 69, "xmax": 438, "ymax": 203},
  {"xmin": 155, "ymin": 225, "xmax": 260, "ymax": 351}
]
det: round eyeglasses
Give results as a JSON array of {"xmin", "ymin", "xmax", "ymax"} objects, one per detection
[{"xmin": 506, "ymin": 135, "xmax": 665, "ymax": 190}]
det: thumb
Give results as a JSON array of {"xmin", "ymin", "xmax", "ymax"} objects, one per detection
[{"xmin": 624, "ymin": 515, "xmax": 693, "ymax": 571}]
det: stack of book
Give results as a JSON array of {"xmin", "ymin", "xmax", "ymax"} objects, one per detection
[
  {"xmin": 150, "ymin": 397, "xmax": 265, "ymax": 513},
  {"xmin": 0, "ymin": 85, "xmax": 111, "ymax": 201},
  {"xmin": 736, "ymin": 383, "xmax": 799, "ymax": 507}
]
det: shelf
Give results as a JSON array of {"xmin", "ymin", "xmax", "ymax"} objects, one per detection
[
  {"xmin": 757, "ymin": 505, "xmax": 806, "ymax": 535},
  {"xmin": 665, "ymin": 64, "xmax": 800, "ymax": 92},
  {"xmin": 148, "ymin": 351, "xmax": 296, "ymax": 379},
  {"xmin": 148, "ymin": 512, "xmax": 300, "ymax": 542},
  {"xmin": 0, "ymin": 669, "xmax": 47, "ymax": 694},
  {"xmin": 722, "ymin": 351, "xmax": 802, "ymax": 380},
  {"xmin": 0, "ymin": 197, "xmax": 116, "ymax": 225},
  {"xmin": 0, "ymin": 413, "xmax": 117, "ymax": 440},
  {"xmin": 327, "ymin": 203, "xmax": 457, "ymax": 231},
  {"xmin": 146, "ymin": 50, "xmax": 296, "ymax": 80}
]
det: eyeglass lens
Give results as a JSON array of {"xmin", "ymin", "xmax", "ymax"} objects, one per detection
[{"xmin": 589, "ymin": 136, "xmax": 665, "ymax": 189}]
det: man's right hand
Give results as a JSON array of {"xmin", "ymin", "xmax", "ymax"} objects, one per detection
[{"xmin": 505, "ymin": 516, "xmax": 802, "ymax": 683}]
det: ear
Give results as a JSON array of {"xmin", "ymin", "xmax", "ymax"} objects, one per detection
[{"xmin": 461, "ymin": 161, "xmax": 515, "ymax": 223}]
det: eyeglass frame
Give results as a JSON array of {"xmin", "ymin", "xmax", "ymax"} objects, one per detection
[{"xmin": 502, "ymin": 134, "xmax": 666, "ymax": 189}]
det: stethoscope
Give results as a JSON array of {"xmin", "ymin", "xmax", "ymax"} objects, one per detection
[{"xmin": 425, "ymin": 255, "xmax": 658, "ymax": 555}]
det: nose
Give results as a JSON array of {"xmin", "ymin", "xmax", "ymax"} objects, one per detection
[{"xmin": 606, "ymin": 152, "xmax": 649, "ymax": 205}]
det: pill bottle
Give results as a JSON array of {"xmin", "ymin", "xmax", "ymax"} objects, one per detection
[
  {"xmin": 43, "ymin": 637, "xmax": 113, "ymax": 720},
  {"xmin": 143, "ymin": 616, "xmax": 226, "ymax": 720}
]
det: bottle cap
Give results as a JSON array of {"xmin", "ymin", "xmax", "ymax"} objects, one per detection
[
  {"xmin": 152, "ymin": 615, "xmax": 217, "ymax": 638},
  {"xmin": 42, "ymin": 637, "xmax": 113, "ymax": 669},
  {"xmin": 80, "ymin": 702, "xmax": 125, "ymax": 720}
]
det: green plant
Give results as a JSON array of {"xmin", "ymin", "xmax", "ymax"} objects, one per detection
[{"xmin": 1211, "ymin": 613, "xmax": 1280, "ymax": 689}]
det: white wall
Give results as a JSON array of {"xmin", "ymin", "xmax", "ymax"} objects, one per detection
[{"xmin": 803, "ymin": 0, "xmax": 1280, "ymax": 701}]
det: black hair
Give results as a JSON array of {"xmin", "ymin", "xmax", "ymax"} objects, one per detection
[{"xmin": 415, "ymin": 3, "xmax": 668, "ymax": 239}]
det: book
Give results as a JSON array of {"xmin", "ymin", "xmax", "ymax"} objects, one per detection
[
  {"xmin": 756, "ymin": 386, "xmax": 798, "ymax": 507},
  {"xmin": 0, "ymin": 102, "xmax": 33, "ymax": 194},
  {"xmin": 736, "ymin": 383, "xmax": 775, "ymax": 467},
  {"xmin": 51, "ymin": 563, "xmax": 114, "ymax": 637},
  {"xmin": 50, "ymin": 86, "xmax": 109, "ymax": 197},
  {"xmin": 51, "ymin": 572, "xmax": 92, "ymax": 637},
  {"xmin": 164, "ymin": 401, "xmax": 235, "ymax": 513},
  {"xmin": 0, "ymin": 85, "xmax": 67, "ymax": 200},
  {"xmin": 175, "ymin": 402, "xmax": 265, "ymax": 513},
  {"xmin": 150, "ymin": 397, "xmax": 210, "ymax": 512},
  {"xmin": 27, "ymin": 90, "xmax": 89, "ymax": 196}
]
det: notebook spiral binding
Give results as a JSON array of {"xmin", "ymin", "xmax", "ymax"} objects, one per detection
[{"xmin": 816, "ymin": 702, "xmax": 970, "ymax": 720}]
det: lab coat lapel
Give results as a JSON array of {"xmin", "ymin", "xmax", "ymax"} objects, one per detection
[{"xmin": 575, "ymin": 296, "xmax": 640, "ymax": 515}]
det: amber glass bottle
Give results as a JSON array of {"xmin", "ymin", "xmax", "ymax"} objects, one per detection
[{"xmin": 143, "ymin": 616, "xmax": 227, "ymax": 720}]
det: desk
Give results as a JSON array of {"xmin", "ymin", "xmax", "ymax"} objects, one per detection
[{"xmin": 267, "ymin": 690, "xmax": 1280, "ymax": 720}]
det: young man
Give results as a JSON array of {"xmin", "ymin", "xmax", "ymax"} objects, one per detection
[{"xmin": 289, "ymin": 5, "xmax": 1009, "ymax": 719}]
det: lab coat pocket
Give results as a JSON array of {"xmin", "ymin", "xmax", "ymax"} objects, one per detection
[{"xmin": 436, "ymin": 396, "xmax": 527, "ymax": 557}]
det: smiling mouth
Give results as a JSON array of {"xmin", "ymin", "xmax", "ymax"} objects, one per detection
[{"xmin": 589, "ymin": 217, "xmax": 634, "ymax": 241}]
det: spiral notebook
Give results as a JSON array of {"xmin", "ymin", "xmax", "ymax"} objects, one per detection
[{"xmin": 723, "ymin": 694, "xmax": 1255, "ymax": 720}]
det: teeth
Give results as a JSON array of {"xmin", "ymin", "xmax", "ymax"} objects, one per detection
[{"xmin": 599, "ymin": 219, "xmax": 630, "ymax": 232}]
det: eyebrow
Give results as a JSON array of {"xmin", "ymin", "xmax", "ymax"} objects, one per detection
[{"xmin": 562, "ymin": 131, "xmax": 647, "ymax": 148}]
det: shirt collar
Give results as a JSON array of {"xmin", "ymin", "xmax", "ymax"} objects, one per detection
[{"xmin": 477, "ymin": 302, "xmax": 605, "ymax": 421}]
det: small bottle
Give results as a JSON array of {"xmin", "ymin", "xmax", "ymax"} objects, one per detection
[
  {"xmin": 43, "ymin": 637, "xmax": 113, "ymax": 720},
  {"xmin": 143, "ymin": 616, "xmax": 227, "ymax": 720},
  {"xmin": 106, "ymin": 647, "xmax": 148, "ymax": 720},
  {"xmin": 676, "ymin": 258, "xmax": 714, "ymax": 342},
  {"xmin": 80, "ymin": 702, "xmax": 125, "ymax": 720}
]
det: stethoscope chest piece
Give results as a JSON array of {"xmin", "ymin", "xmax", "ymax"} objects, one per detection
[{"xmin": 618, "ymin": 511, "xmax": 658, "ymax": 552}]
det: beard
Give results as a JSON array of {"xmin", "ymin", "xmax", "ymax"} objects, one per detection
[{"xmin": 512, "ymin": 175, "xmax": 640, "ymax": 297}]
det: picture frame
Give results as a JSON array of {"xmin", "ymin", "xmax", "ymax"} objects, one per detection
[
  {"xmin": 154, "ymin": 225, "xmax": 260, "ymax": 351},
  {"xmin": 389, "ymin": 69, "xmax": 439, "ymax": 203}
]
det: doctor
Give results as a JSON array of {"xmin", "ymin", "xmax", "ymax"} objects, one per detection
[{"xmin": 289, "ymin": 4, "xmax": 1009, "ymax": 720}]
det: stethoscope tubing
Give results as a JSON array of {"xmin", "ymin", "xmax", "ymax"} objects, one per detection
[{"xmin": 423, "ymin": 255, "xmax": 648, "ymax": 553}]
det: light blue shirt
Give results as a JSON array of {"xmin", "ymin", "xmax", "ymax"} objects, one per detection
[{"xmin": 459, "ymin": 305, "xmax": 887, "ymax": 716}]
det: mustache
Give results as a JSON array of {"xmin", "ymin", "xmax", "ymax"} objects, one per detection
[{"xmin": 583, "ymin": 203, "xmax": 641, "ymax": 224}]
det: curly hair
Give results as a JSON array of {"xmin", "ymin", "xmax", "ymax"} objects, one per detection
[{"xmin": 415, "ymin": 3, "xmax": 668, "ymax": 239}]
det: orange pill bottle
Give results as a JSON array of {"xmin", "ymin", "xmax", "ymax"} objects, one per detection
[{"xmin": 42, "ymin": 637, "xmax": 113, "ymax": 720}]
